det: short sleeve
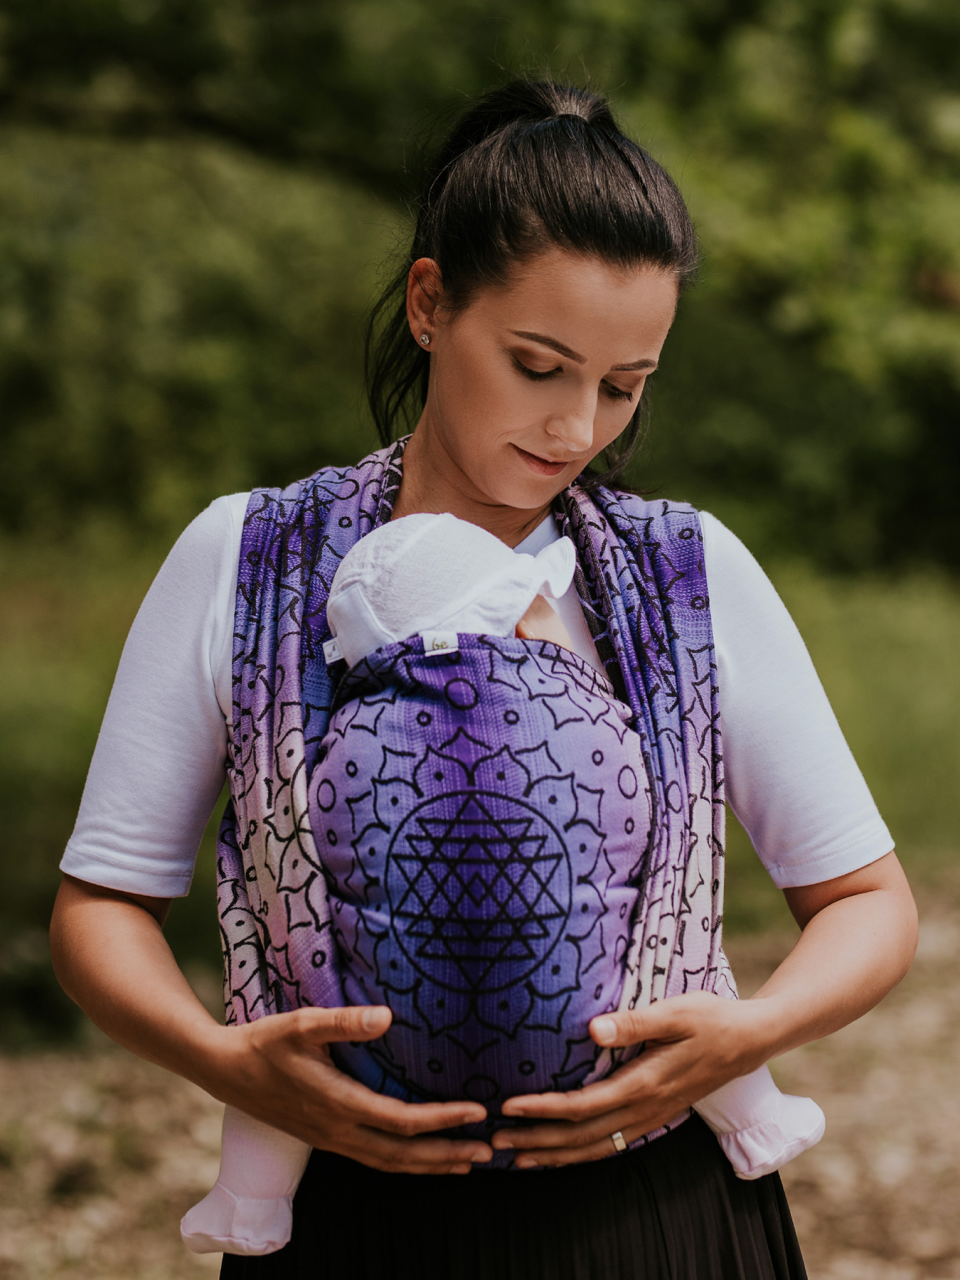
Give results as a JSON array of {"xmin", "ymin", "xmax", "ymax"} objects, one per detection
[
  {"xmin": 702, "ymin": 511, "xmax": 893, "ymax": 889},
  {"xmin": 60, "ymin": 492, "xmax": 248, "ymax": 897}
]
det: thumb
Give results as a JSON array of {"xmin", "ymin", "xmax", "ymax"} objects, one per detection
[
  {"xmin": 290, "ymin": 1004, "xmax": 392, "ymax": 1045},
  {"xmin": 590, "ymin": 1001, "xmax": 688, "ymax": 1048}
]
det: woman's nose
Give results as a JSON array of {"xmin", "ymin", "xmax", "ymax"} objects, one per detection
[{"xmin": 544, "ymin": 394, "xmax": 595, "ymax": 454}]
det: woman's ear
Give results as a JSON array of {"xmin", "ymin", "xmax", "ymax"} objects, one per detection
[{"xmin": 406, "ymin": 257, "xmax": 443, "ymax": 346}]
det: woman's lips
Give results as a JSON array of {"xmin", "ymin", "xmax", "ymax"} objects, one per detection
[{"xmin": 512, "ymin": 445, "xmax": 574, "ymax": 477}]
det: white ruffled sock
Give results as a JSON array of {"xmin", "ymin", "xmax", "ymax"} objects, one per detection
[
  {"xmin": 694, "ymin": 1064, "xmax": 825, "ymax": 1181},
  {"xmin": 181, "ymin": 1106, "xmax": 312, "ymax": 1256}
]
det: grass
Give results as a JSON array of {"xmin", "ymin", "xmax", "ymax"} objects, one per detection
[{"xmin": 1, "ymin": 535, "xmax": 957, "ymax": 1043}]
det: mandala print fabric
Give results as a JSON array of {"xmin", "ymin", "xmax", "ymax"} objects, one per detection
[
  {"xmin": 217, "ymin": 440, "xmax": 732, "ymax": 1149},
  {"xmin": 314, "ymin": 635, "xmax": 646, "ymax": 1128}
]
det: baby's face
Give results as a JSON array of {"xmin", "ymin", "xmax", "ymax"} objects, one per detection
[{"xmin": 515, "ymin": 596, "xmax": 574, "ymax": 651}]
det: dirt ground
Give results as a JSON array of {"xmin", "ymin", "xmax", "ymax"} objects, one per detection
[
  {"xmin": 738, "ymin": 911, "xmax": 960, "ymax": 1280},
  {"xmin": 1, "ymin": 912, "xmax": 957, "ymax": 1280}
]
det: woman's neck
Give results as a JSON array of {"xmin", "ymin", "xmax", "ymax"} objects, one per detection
[{"xmin": 390, "ymin": 426, "xmax": 554, "ymax": 549}]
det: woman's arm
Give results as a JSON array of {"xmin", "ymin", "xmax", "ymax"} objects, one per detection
[
  {"xmin": 493, "ymin": 851, "xmax": 917, "ymax": 1167},
  {"xmin": 748, "ymin": 850, "xmax": 917, "ymax": 1049},
  {"xmin": 51, "ymin": 875, "xmax": 493, "ymax": 1173}
]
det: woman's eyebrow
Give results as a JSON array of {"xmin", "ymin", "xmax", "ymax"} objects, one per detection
[
  {"xmin": 509, "ymin": 330, "xmax": 587, "ymax": 363},
  {"xmin": 611, "ymin": 357, "xmax": 658, "ymax": 371},
  {"xmin": 509, "ymin": 330, "xmax": 657, "ymax": 372}
]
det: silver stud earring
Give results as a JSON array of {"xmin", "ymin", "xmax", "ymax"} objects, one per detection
[{"xmin": 419, "ymin": 333, "xmax": 431, "ymax": 346}]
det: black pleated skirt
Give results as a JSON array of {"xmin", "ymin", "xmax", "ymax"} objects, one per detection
[{"xmin": 219, "ymin": 1114, "xmax": 806, "ymax": 1280}]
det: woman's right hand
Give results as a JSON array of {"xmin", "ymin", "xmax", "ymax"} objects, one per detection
[
  {"xmin": 209, "ymin": 1004, "xmax": 493, "ymax": 1174},
  {"xmin": 50, "ymin": 877, "xmax": 491, "ymax": 1175}
]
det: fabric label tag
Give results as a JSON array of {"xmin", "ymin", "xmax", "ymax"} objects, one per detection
[
  {"xmin": 323, "ymin": 636, "xmax": 343, "ymax": 664},
  {"xmin": 421, "ymin": 631, "xmax": 459, "ymax": 654}
]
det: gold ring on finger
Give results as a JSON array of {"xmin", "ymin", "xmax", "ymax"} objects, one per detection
[{"xmin": 610, "ymin": 1130, "xmax": 628, "ymax": 1153}]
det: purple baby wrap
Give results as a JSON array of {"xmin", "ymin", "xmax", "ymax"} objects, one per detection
[
  {"xmin": 217, "ymin": 440, "xmax": 732, "ymax": 1153},
  {"xmin": 310, "ymin": 635, "xmax": 649, "ymax": 1113}
]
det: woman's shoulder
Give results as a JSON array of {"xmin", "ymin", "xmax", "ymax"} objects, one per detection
[
  {"xmin": 697, "ymin": 511, "xmax": 785, "ymax": 614},
  {"xmin": 602, "ymin": 490, "xmax": 767, "ymax": 588},
  {"xmin": 180, "ymin": 491, "xmax": 250, "ymax": 550},
  {"xmin": 597, "ymin": 492, "xmax": 790, "ymax": 644},
  {"xmin": 245, "ymin": 443, "xmax": 406, "ymax": 520},
  {"xmin": 595, "ymin": 486, "xmax": 703, "ymax": 550},
  {"xmin": 601, "ymin": 487, "xmax": 698, "ymax": 521},
  {"xmin": 696, "ymin": 513, "xmax": 819, "ymax": 705},
  {"xmin": 165, "ymin": 492, "xmax": 249, "ymax": 584},
  {"xmin": 148, "ymin": 493, "xmax": 249, "ymax": 623}
]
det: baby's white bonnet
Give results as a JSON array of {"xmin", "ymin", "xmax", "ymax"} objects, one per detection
[{"xmin": 326, "ymin": 512, "xmax": 576, "ymax": 669}]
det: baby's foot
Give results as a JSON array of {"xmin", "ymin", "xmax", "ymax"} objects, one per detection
[
  {"xmin": 713, "ymin": 1090, "xmax": 825, "ymax": 1181},
  {"xmin": 180, "ymin": 1181, "xmax": 294, "ymax": 1256},
  {"xmin": 694, "ymin": 1064, "xmax": 825, "ymax": 1181}
]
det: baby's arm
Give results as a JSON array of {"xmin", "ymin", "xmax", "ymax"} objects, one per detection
[{"xmin": 516, "ymin": 595, "xmax": 574, "ymax": 650}]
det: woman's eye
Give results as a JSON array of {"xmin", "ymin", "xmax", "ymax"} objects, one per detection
[
  {"xmin": 512, "ymin": 356, "xmax": 560, "ymax": 382},
  {"xmin": 511, "ymin": 354, "xmax": 635, "ymax": 402},
  {"xmin": 602, "ymin": 382, "xmax": 634, "ymax": 403}
]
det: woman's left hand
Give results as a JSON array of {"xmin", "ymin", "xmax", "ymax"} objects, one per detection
[
  {"xmin": 494, "ymin": 854, "xmax": 919, "ymax": 1168},
  {"xmin": 494, "ymin": 992, "xmax": 768, "ymax": 1168}
]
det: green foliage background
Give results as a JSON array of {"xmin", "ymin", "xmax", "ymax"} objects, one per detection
[{"xmin": 0, "ymin": 0, "xmax": 958, "ymax": 1043}]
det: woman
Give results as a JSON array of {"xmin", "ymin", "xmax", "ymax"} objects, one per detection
[{"xmin": 50, "ymin": 81, "xmax": 917, "ymax": 1279}]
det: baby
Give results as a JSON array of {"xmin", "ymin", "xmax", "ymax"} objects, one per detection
[{"xmin": 182, "ymin": 513, "xmax": 824, "ymax": 1257}]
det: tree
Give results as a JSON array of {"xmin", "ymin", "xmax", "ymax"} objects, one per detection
[{"xmin": 0, "ymin": 0, "xmax": 958, "ymax": 567}]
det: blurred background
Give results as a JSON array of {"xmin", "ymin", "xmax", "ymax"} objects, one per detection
[{"xmin": 0, "ymin": 1, "xmax": 958, "ymax": 1276}]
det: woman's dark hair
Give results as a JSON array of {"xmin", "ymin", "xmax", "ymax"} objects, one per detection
[{"xmin": 364, "ymin": 80, "xmax": 698, "ymax": 491}]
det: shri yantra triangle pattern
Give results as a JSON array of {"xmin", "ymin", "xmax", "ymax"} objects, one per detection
[
  {"xmin": 313, "ymin": 637, "xmax": 645, "ymax": 1123},
  {"xmin": 390, "ymin": 792, "xmax": 570, "ymax": 992},
  {"xmin": 217, "ymin": 439, "xmax": 733, "ymax": 1157}
]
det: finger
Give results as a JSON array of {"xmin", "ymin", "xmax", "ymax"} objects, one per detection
[
  {"xmin": 337, "ymin": 1149, "xmax": 479, "ymax": 1175},
  {"xmin": 590, "ymin": 1004, "xmax": 692, "ymax": 1048},
  {"xmin": 513, "ymin": 1128, "xmax": 648, "ymax": 1169},
  {"xmin": 349, "ymin": 1128, "xmax": 493, "ymax": 1173},
  {"xmin": 261, "ymin": 1027, "xmax": 490, "ymax": 1132},
  {"xmin": 347, "ymin": 1158, "xmax": 475, "ymax": 1176},
  {"xmin": 589, "ymin": 990, "xmax": 732, "ymax": 1049},
  {"xmin": 285, "ymin": 1004, "xmax": 394, "ymax": 1045},
  {"xmin": 492, "ymin": 1106, "xmax": 640, "ymax": 1154},
  {"xmin": 502, "ymin": 1085, "xmax": 619, "ymax": 1122},
  {"xmin": 308, "ymin": 1065, "xmax": 490, "ymax": 1133},
  {"xmin": 501, "ymin": 1059, "xmax": 656, "ymax": 1122}
]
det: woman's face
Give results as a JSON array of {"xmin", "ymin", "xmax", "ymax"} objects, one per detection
[{"xmin": 407, "ymin": 247, "xmax": 679, "ymax": 517}]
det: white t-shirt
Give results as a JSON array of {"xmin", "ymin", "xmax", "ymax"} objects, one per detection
[{"xmin": 61, "ymin": 494, "xmax": 893, "ymax": 899}]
